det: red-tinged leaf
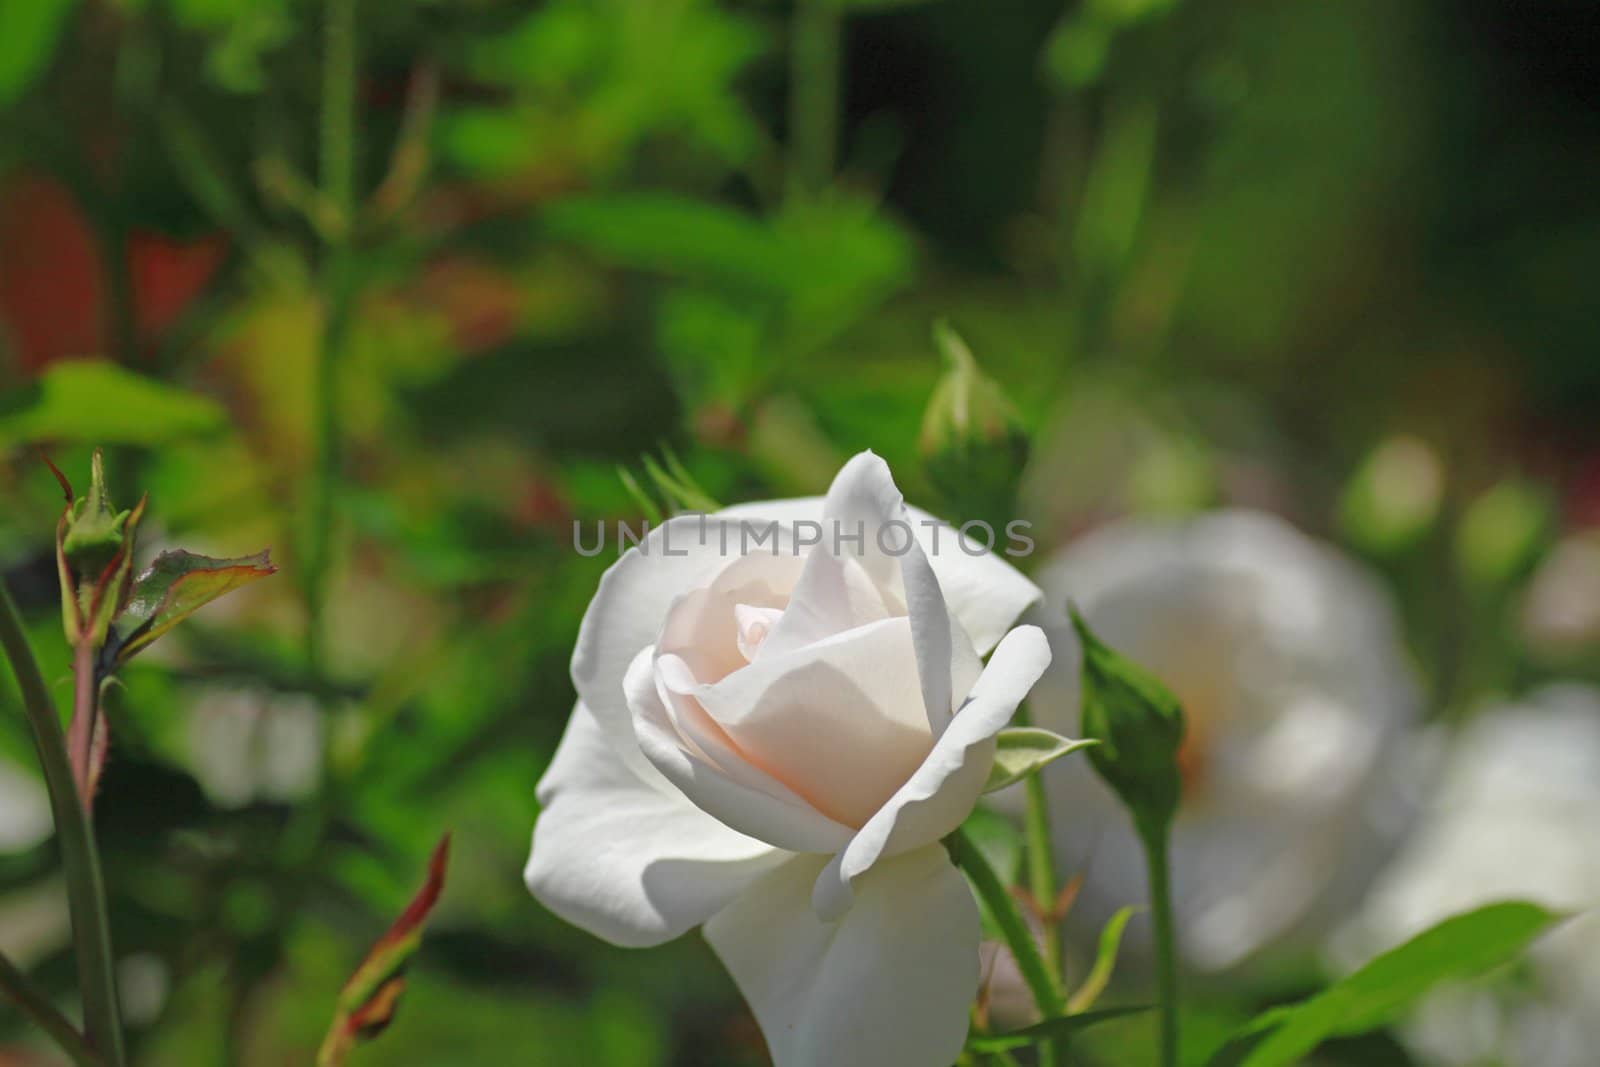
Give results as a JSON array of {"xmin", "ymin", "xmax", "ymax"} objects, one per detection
[
  {"xmin": 112, "ymin": 548, "xmax": 275, "ymax": 664},
  {"xmin": 317, "ymin": 835, "xmax": 451, "ymax": 1067}
]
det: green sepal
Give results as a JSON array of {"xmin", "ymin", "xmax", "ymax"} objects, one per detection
[
  {"xmin": 60, "ymin": 451, "xmax": 131, "ymax": 571},
  {"xmin": 983, "ymin": 727, "xmax": 1097, "ymax": 793}
]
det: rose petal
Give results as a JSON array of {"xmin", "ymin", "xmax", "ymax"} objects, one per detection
[
  {"xmin": 658, "ymin": 553, "xmax": 804, "ymax": 684},
  {"xmin": 758, "ymin": 548, "xmax": 891, "ymax": 661},
  {"xmin": 819, "ymin": 452, "xmax": 958, "ymax": 731},
  {"xmin": 719, "ymin": 480, "xmax": 1042, "ymax": 655},
  {"xmin": 695, "ymin": 617, "xmax": 933, "ymax": 829},
  {"xmin": 704, "ymin": 845, "xmax": 979, "ymax": 1067},
  {"xmin": 573, "ymin": 516, "xmax": 797, "ymax": 777},
  {"xmin": 525, "ymin": 702, "xmax": 784, "ymax": 948},
  {"xmin": 812, "ymin": 624, "xmax": 1053, "ymax": 920},
  {"xmin": 632, "ymin": 648, "xmax": 855, "ymax": 853}
]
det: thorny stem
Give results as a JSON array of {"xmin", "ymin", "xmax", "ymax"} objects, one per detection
[{"xmin": 66, "ymin": 641, "xmax": 102, "ymax": 809}]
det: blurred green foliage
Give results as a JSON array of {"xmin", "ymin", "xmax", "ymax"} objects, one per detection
[{"xmin": 0, "ymin": 0, "xmax": 1597, "ymax": 1063}]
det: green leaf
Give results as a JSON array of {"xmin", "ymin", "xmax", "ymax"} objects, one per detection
[
  {"xmin": 1067, "ymin": 905, "xmax": 1139, "ymax": 1014},
  {"xmin": 317, "ymin": 835, "xmax": 451, "ymax": 1067},
  {"xmin": 1042, "ymin": 13, "xmax": 1112, "ymax": 90},
  {"xmin": 984, "ymin": 727, "xmax": 1097, "ymax": 793},
  {"xmin": 969, "ymin": 1005, "xmax": 1154, "ymax": 1053},
  {"xmin": 0, "ymin": 361, "xmax": 227, "ymax": 447},
  {"xmin": 0, "ymin": 0, "xmax": 76, "ymax": 103},
  {"xmin": 546, "ymin": 193, "xmax": 790, "ymax": 293},
  {"xmin": 437, "ymin": 106, "xmax": 541, "ymax": 179},
  {"xmin": 545, "ymin": 193, "xmax": 913, "ymax": 335},
  {"xmin": 113, "ymin": 549, "xmax": 276, "ymax": 664},
  {"xmin": 1228, "ymin": 901, "xmax": 1564, "ymax": 1067}
]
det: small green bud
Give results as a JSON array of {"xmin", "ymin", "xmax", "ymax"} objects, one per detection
[
  {"xmin": 54, "ymin": 450, "xmax": 144, "ymax": 649},
  {"xmin": 1069, "ymin": 606, "xmax": 1186, "ymax": 833},
  {"xmin": 1338, "ymin": 435, "xmax": 1444, "ymax": 556},
  {"xmin": 920, "ymin": 322, "xmax": 1030, "ymax": 530},
  {"xmin": 61, "ymin": 451, "xmax": 131, "ymax": 576}
]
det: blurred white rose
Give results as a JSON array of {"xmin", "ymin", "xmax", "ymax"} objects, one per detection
[
  {"xmin": 0, "ymin": 754, "xmax": 51, "ymax": 854},
  {"xmin": 0, "ymin": 758, "xmax": 65, "ymax": 978},
  {"xmin": 1520, "ymin": 534, "xmax": 1600, "ymax": 661},
  {"xmin": 1334, "ymin": 686, "xmax": 1600, "ymax": 1067},
  {"xmin": 1034, "ymin": 509, "xmax": 1419, "ymax": 971},
  {"xmin": 186, "ymin": 686, "xmax": 322, "ymax": 807}
]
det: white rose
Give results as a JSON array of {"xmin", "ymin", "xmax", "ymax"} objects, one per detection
[
  {"xmin": 1335, "ymin": 686, "xmax": 1600, "ymax": 1067},
  {"xmin": 526, "ymin": 452, "xmax": 1050, "ymax": 1067},
  {"xmin": 1035, "ymin": 510, "xmax": 1418, "ymax": 971}
]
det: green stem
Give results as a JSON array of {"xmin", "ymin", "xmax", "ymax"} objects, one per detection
[
  {"xmin": 1023, "ymin": 764, "xmax": 1061, "ymax": 968},
  {"xmin": 304, "ymin": 260, "xmax": 353, "ymax": 679},
  {"xmin": 1022, "ymin": 774, "xmax": 1069, "ymax": 1066},
  {"xmin": 320, "ymin": 0, "xmax": 358, "ymax": 232},
  {"xmin": 305, "ymin": 0, "xmax": 359, "ymax": 676},
  {"xmin": 282, "ymin": 0, "xmax": 360, "ymax": 876},
  {"xmin": 0, "ymin": 583, "xmax": 125, "ymax": 1065},
  {"xmin": 96, "ymin": 216, "xmax": 139, "ymax": 365},
  {"xmin": 787, "ymin": 0, "xmax": 840, "ymax": 199},
  {"xmin": 947, "ymin": 826, "xmax": 1062, "ymax": 1064},
  {"xmin": 1138, "ymin": 816, "xmax": 1179, "ymax": 1067},
  {"xmin": 1016, "ymin": 705, "xmax": 1067, "ymax": 1063},
  {"xmin": 0, "ymin": 950, "xmax": 102, "ymax": 1067}
]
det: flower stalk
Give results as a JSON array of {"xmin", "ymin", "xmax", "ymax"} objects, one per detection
[
  {"xmin": 788, "ymin": 0, "xmax": 840, "ymax": 199},
  {"xmin": 1070, "ymin": 607, "xmax": 1187, "ymax": 1067},
  {"xmin": 1015, "ymin": 706, "xmax": 1070, "ymax": 1063},
  {"xmin": 1023, "ymin": 771, "xmax": 1060, "ymax": 964},
  {"xmin": 0, "ymin": 580, "xmax": 125, "ymax": 1065},
  {"xmin": 947, "ymin": 825, "xmax": 1063, "ymax": 1064},
  {"xmin": 1138, "ymin": 814, "xmax": 1179, "ymax": 1067}
]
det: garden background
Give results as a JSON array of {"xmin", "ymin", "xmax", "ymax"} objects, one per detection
[{"xmin": 1, "ymin": 0, "xmax": 1598, "ymax": 1063}]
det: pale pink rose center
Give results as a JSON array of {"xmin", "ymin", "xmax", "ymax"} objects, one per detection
[{"xmin": 653, "ymin": 552, "xmax": 934, "ymax": 829}]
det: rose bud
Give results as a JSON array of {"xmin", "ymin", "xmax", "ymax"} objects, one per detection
[
  {"xmin": 920, "ymin": 321, "xmax": 1031, "ymax": 531},
  {"xmin": 1069, "ymin": 605, "xmax": 1186, "ymax": 835},
  {"xmin": 55, "ymin": 449, "xmax": 145, "ymax": 649}
]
